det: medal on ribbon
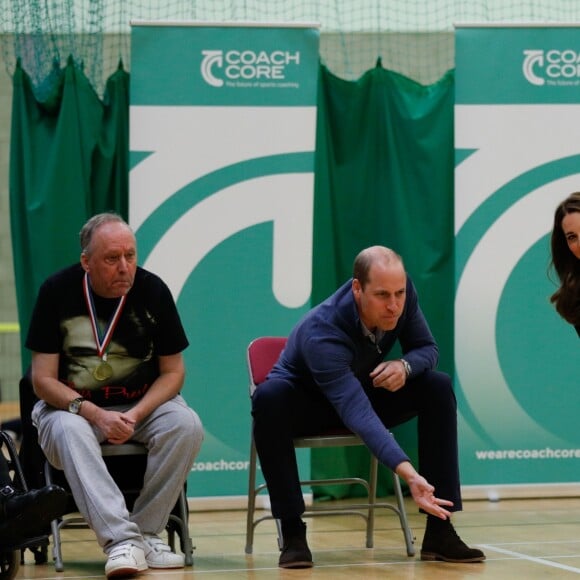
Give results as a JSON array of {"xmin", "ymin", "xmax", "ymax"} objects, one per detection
[
  {"xmin": 83, "ymin": 273, "xmax": 127, "ymax": 381},
  {"xmin": 93, "ymin": 359, "xmax": 114, "ymax": 381}
]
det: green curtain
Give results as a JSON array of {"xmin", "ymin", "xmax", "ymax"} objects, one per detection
[
  {"xmin": 311, "ymin": 63, "xmax": 455, "ymax": 498},
  {"xmin": 9, "ymin": 58, "xmax": 129, "ymax": 372}
]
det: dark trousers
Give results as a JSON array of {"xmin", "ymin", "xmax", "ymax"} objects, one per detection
[{"xmin": 251, "ymin": 370, "xmax": 461, "ymax": 519}]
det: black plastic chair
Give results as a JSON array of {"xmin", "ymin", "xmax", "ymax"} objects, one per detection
[{"xmin": 18, "ymin": 371, "xmax": 194, "ymax": 572}]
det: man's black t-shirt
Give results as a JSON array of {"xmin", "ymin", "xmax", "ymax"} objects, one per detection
[{"xmin": 26, "ymin": 264, "xmax": 189, "ymax": 406}]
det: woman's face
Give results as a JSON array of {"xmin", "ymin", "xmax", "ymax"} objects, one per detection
[{"xmin": 562, "ymin": 211, "xmax": 580, "ymax": 260}]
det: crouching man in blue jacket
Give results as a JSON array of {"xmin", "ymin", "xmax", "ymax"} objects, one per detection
[{"xmin": 252, "ymin": 246, "xmax": 485, "ymax": 569}]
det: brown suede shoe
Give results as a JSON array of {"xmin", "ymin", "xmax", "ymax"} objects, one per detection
[
  {"xmin": 278, "ymin": 521, "xmax": 313, "ymax": 569},
  {"xmin": 421, "ymin": 516, "xmax": 485, "ymax": 563}
]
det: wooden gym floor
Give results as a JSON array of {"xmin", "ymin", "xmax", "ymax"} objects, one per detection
[
  {"xmin": 10, "ymin": 495, "xmax": 580, "ymax": 579},
  {"xmin": 4, "ymin": 404, "xmax": 580, "ymax": 579}
]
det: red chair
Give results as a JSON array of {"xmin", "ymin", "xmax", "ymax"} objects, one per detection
[{"xmin": 245, "ymin": 336, "xmax": 415, "ymax": 556}]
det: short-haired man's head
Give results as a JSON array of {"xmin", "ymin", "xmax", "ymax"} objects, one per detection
[
  {"xmin": 353, "ymin": 246, "xmax": 403, "ymax": 288},
  {"xmin": 80, "ymin": 213, "xmax": 130, "ymax": 256}
]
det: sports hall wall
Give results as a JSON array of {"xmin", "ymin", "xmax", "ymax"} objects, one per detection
[
  {"xmin": 1, "ymin": 2, "xmax": 580, "ymax": 501},
  {"xmin": 0, "ymin": 0, "xmax": 563, "ymax": 416}
]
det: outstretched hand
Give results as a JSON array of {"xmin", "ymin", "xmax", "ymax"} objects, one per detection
[{"xmin": 407, "ymin": 473, "xmax": 453, "ymax": 519}]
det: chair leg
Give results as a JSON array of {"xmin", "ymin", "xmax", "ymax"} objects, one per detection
[
  {"xmin": 391, "ymin": 471, "xmax": 415, "ymax": 557},
  {"xmin": 366, "ymin": 456, "xmax": 378, "ymax": 549},
  {"xmin": 44, "ymin": 462, "xmax": 64, "ymax": 572},
  {"xmin": 274, "ymin": 519, "xmax": 284, "ymax": 551},
  {"xmin": 166, "ymin": 484, "xmax": 193, "ymax": 565},
  {"xmin": 245, "ymin": 440, "xmax": 259, "ymax": 554},
  {"xmin": 50, "ymin": 521, "xmax": 64, "ymax": 572},
  {"xmin": 177, "ymin": 488, "xmax": 194, "ymax": 566}
]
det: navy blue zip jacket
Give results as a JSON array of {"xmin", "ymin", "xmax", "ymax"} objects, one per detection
[{"xmin": 269, "ymin": 276, "xmax": 439, "ymax": 471}]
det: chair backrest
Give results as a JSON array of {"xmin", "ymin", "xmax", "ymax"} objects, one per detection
[
  {"xmin": 247, "ymin": 337, "xmax": 287, "ymax": 395},
  {"xmin": 247, "ymin": 335, "xmax": 359, "ymax": 441}
]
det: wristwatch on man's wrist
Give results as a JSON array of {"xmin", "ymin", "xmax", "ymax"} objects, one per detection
[
  {"xmin": 400, "ymin": 359, "xmax": 411, "ymax": 378},
  {"xmin": 68, "ymin": 397, "xmax": 85, "ymax": 414}
]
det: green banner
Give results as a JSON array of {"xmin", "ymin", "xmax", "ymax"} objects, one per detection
[
  {"xmin": 130, "ymin": 23, "xmax": 320, "ymax": 502},
  {"xmin": 455, "ymin": 26, "xmax": 580, "ymax": 494}
]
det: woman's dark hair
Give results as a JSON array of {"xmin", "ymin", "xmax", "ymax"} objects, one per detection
[{"xmin": 550, "ymin": 192, "xmax": 580, "ymax": 325}]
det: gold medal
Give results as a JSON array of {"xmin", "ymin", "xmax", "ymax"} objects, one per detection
[
  {"xmin": 93, "ymin": 361, "xmax": 113, "ymax": 381},
  {"xmin": 84, "ymin": 273, "xmax": 126, "ymax": 383}
]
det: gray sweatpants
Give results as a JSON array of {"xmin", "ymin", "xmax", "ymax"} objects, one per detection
[{"xmin": 32, "ymin": 395, "xmax": 203, "ymax": 554}]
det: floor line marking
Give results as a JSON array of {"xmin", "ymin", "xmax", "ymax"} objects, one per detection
[{"xmin": 480, "ymin": 544, "xmax": 580, "ymax": 574}]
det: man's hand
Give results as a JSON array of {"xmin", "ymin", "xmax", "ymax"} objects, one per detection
[
  {"xmin": 92, "ymin": 408, "xmax": 136, "ymax": 444},
  {"xmin": 370, "ymin": 360, "xmax": 407, "ymax": 392},
  {"xmin": 396, "ymin": 461, "xmax": 453, "ymax": 519},
  {"xmin": 407, "ymin": 473, "xmax": 453, "ymax": 519}
]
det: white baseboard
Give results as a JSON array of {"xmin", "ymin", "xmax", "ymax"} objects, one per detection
[
  {"xmin": 187, "ymin": 493, "xmax": 313, "ymax": 512},
  {"xmin": 185, "ymin": 484, "xmax": 580, "ymax": 511},
  {"xmin": 460, "ymin": 482, "xmax": 580, "ymax": 501}
]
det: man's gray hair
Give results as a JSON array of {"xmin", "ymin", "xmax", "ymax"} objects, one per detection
[{"xmin": 80, "ymin": 213, "xmax": 130, "ymax": 255}]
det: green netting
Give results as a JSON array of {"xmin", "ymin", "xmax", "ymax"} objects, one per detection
[{"xmin": 2, "ymin": 1, "xmax": 580, "ymax": 97}]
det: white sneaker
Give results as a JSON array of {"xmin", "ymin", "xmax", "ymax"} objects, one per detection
[
  {"xmin": 143, "ymin": 534, "xmax": 185, "ymax": 569},
  {"xmin": 105, "ymin": 543, "xmax": 147, "ymax": 578}
]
